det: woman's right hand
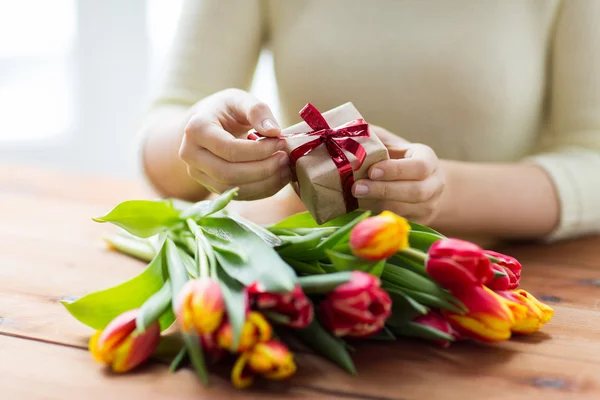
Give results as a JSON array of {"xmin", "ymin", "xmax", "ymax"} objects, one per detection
[{"xmin": 179, "ymin": 89, "xmax": 291, "ymax": 200}]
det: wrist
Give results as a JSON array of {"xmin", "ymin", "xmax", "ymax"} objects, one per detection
[{"xmin": 431, "ymin": 159, "xmax": 463, "ymax": 230}]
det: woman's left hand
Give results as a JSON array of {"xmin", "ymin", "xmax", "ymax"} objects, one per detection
[{"xmin": 352, "ymin": 126, "xmax": 446, "ymax": 225}]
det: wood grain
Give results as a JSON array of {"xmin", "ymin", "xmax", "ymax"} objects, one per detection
[
  {"xmin": 0, "ymin": 335, "xmax": 340, "ymax": 400},
  {"xmin": 2, "ymin": 163, "xmax": 600, "ymax": 400}
]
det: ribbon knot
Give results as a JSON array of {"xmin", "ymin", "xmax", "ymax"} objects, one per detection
[{"xmin": 249, "ymin": 103, "xmax": 370, "ymax": 213}]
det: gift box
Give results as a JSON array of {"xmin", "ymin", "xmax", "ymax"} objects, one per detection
[{"xmin": 251, "ymin": 103, "xmax": 389, "ymax": 224}]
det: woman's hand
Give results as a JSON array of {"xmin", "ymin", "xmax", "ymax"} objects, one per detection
[
  {"xmin": 352, "ymin": 126, "xmax": 446, "ymax": 224},
  {"xmin": 179, "ymin": 89, "xmax": 291, "ymax": 200}
]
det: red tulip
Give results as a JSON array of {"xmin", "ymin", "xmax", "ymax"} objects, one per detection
[
  {"xmin": 89, "ymin": 309, "xmax": 160, "ymax": 373},
  {"xmin": 248, "ymin": 283, "xmax": 313, "ymax": 329},
  {"xmin": 485, "ymin": 250, "xmax": 522, "ymax": 290},
  {"xmin": 175, "ymin": 278, "xmax": 225, "ymax": 335},
  {"xmin": 350, "ymin": 211, "xmax": 411, "ymax": 261},
  {"xmin": 426, "ymin": 238, "xmax": 494, "ymax": 290},
  {"xmin": 443, "ymin": 285, "xmax": 526, "ymax": 343},
  {"xmin": 412, "ymin": 311, "xmax": 458, "ymax": 348},
  {"xmin": 319, "ymin": 271, "xmax": 392, "ymax": 337}
]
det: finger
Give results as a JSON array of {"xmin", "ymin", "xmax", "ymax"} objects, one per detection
[
  {"xmin": 183, "ymin": 117, "xmax": 285, "ymax": 162},
  {"xmin": 224, "ymin": 90, "xmax": 281, "ymax": 137},
  {"xmin": 182, "ymin": 146, "xmax": 290, "ymax": 186},
  {"xmin": 368, "ymin": 158, "xmax": 436, "ymax": 181},
  {"xmin": 188, "ymin": 167, "xmax": 291, "ymax": 201},
  {"xmin": 352, "ymin": 175, "xmax": 441, "ymax": 203}
]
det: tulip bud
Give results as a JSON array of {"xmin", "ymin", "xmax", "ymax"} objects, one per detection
[
  {"xmin": 484, "ymin": 250, "xmax": 522, "ymax": 291},
  {"xmin": 248, "ymin": 283, "xmax": 314, "ymax": 329},
  {"xmin": 350, "ymin": 211, "xmax": 411, "ymax": 261},
  {"xmin": 443, "ymin": 285, "xmax": 526, "ymax": 343},
  {"xmin": 319, "ymin": 271, "xmax": 392, "ymax": 337},
  {"xmin": 495, "ymin": 289, "xmax": 554, "ymax": 334},
  {"xmin": 175, "ymin": 277, "xmax": 225, "ymax": 335},
  {"xmin": 231, "ymin": 340, "xmax": 297, "ymax": 389},
  {"xmin": 412, "ymin": 311, "xmax": 458, "ymax": 348},
  {"xmin": 426, "ymin": 238, "xmax": 494, "ymax": 290},
  {"xmin": 89, "ymin": 309, "xmax": 160, "ymax": 373},
  {"xmin": 217, "ymin": 312, "xmax": 272, "ymax": 353}
]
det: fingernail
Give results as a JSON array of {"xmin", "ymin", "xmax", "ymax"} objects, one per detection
[
  {"xmin": 279, "ymin": 154, "xmax": 289, "ymax": 167},
  {"xmin": 370, "ymin": 168, "xmax": 384, "ymax": 179},
  {"xmin": 354, "ymin": 184, "xmax": 369, "ymax": 196},
  {"xmin": 263, "ymin": 119, "xmax": 279, "ymax": 130},
  {"xmin": 276, "ymin": 139, "xmax": 286, "ymax": 151}
]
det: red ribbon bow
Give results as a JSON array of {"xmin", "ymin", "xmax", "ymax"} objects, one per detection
[{"xmin": 248, "ymin": 103, "xmax": 369, "ymax": 212}]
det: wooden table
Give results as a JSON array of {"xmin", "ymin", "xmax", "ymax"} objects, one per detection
[{"xmin": 2, "ymin": 165, "xmax": 600, "ymax": 400}]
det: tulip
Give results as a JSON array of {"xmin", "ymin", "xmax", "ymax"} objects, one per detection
[
  {"xmin": 350, "ymin": 211, "xmax": 411, "ymax": 261},
  {"xmin": 319, "ymin": 271, "xmax": 392, "ymax": 337},
  {"xmin": 175, "ymin": 277, "xmax": 225, "ymax": 335},
  {"xmin": 200, "ymin": 332, "xmax": 225, "ymax": 363},
  {"xmin": 412, "ymin": 311, "xmax": 458, "ymax": 348},
  {"xmin": 485, "ymin": 250, "xmax": 522, "ymax": 290},
  {"xmin": 443, "ymin": 285, "xmax": 527, "ymax": 343},
  {"xmin": 248, "ymin": 283, "xmax": 314, "ymax": 329},
  {"xmin": 217, "ymin": 311, "xmax": 272, "ymax": 353},
  {"xmin": 495, "ymin": 289, "xmax": 554, "ymax": 334},
  {"xmin": 426, "ymin": 238, "xmax": 494, "ymax": 290},
  {"xmin": 89, "ymin": 309, "xmax": 160, "ymax": 373},
  {"xmin": 231, "ymin": 340, "xmax": 296, "ymax": 389}
]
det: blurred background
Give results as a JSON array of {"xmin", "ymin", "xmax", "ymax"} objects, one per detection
[{"xmin": 0, "ymin": 0, "xmax": 279, "ymax": 179}]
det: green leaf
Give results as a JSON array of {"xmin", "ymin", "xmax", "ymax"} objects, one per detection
[
  {"xmin": 398, "ymin": 287, "xmax": 464, "ymax": 314},
  {"xmin": 93, "ymin": 200, "xmax": 180, "ymax": 238},
  {"xmin": 382, "ymin": 263, "xmax": 451, "ymax": 300},
  {"xmin": 136, "ymin": 280, "xmax": 174, "ymax": 332},
  {"xmin": 183, "ymin": 333, "xmax": 209, "ymax": 384},
  {"xmin": 293, "ymin": 318, "xmax": 356, "ymax": 375},
  {"xmin": 179, "ymin": 245, "xmax": 199, "ymax": 278},
  {"xmin": 166, "ymin": 238, "xmax": 190, "ymax": 303},
  {"xmin": 389, "ymin": 321, "xmax": 455, "ymax": 343},
  {"xmin": 169, "ymin": 347, "xmax": 187, "ymax": 373},
  {"xmin": 367, "ymin": 259, "xmax": 386, "ymax": 278},
  {"xmin": 214, "ymin": 265, "xmax": 246, "ymax": 349},
  {"xmin": 298, "ymin": 211, "xmax": 371, "ymax": 260},
  {"xmin": 62, "ymin": 242, "xmax": 172, "ymax": 330},
  {"xmin": 298, "ymin": 272, "xmax": 352, "ymax": 293},
  {"xmin": 285, "ymin": 258, "xmax": 326, "ymax": 275},
  {"xmin": 201, "ymin": 226, "xmax": 249, "ymax": 263},
  {"xmin": 388, "ymin": 254, "xmax": 428, "ymax": 277},
  {"xmin": 384, "ymin": 286, "xmax": 429, "ymax": 325},
  {"xmin": 408, "ymin": 231, "xmax": 443, "ymax": 253},
  {"xmin": 324, "ymin": 250, "xmax": 384, "ymax": 277},
  {"xmin": 408, "ymin": 222, "xmax": 445, "ymax": 238},
  {"xmin": 366, "ymin": 326, "xmax": 396, "ymax": 341},
  {"xmin": 102, "ymin": 233, "xmax": 156, "ymax": 262},
  {"xmin": 224, "ymin": 211, "xmax": 282, "ymax": 247},
  {"xmin": 275, "ymin": 229, "xmax": 332, "ymax": 258},
  {"xmin": 187, "ymin": 219, "xmax": 216, "ymax": 277},
  {"xmin": 269, "ymin": 210, "xmax": 367, "ymax": 230},
  {"xmin": 180, "ymin": 188, "xmax": 238, "ymax": 219},
  {"xmin": 202, "ymin": 217, "xmax": 296, "ymax": 292}
]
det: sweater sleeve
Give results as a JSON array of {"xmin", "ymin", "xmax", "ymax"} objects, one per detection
[
  {"xmin": 524, "ymin": 0, "xmax": 600, "ymax": 241},
  {"xmin": 148, "ymin": 0, "xmax": 266, "ymax": 109}
]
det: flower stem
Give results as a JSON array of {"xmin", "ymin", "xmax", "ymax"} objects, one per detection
[
  {"xmin": 102, "ymin": 234, "xmax": 156, "ymax": 262},
  {"xmin": 399, "ymin": 247, "xmax": 428, "ymax": 264}
]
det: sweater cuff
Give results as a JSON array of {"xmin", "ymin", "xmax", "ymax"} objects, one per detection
[{"xmin": 524, "ymin": 149, "xmax": 600, "ymax": 242}]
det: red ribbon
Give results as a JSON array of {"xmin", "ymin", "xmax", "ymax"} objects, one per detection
[{"xmin": 248, "ymin": 103, "xmax": 369, "ymax": 212}]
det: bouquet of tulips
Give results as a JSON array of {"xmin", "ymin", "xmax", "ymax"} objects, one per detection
[{"xmin": 63, "ymin": 189, "xmax": 554, "ymax": 388}]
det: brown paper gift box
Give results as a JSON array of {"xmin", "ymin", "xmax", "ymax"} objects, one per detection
[{"xmin": 281, "ymin": 102, "xmax": 390, "ymax": 224}]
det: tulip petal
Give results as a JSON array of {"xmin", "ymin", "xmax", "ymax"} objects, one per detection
[{"xmin": 231, "ymin": 352, "xmax": 254, "ymax": 389}]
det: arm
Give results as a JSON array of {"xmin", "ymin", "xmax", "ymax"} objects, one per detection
[
  {"xmin": 139, "ymin": 0, "xmax": 266, "ymax": 201},
  {"xmin": 436, "ymin": 0, "xmax": 600, "ymax": 240}
]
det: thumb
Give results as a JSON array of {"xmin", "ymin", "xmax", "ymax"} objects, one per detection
[{"xmin": 228, "ymin": 92, "xmax": 282, "ymax": 138}]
